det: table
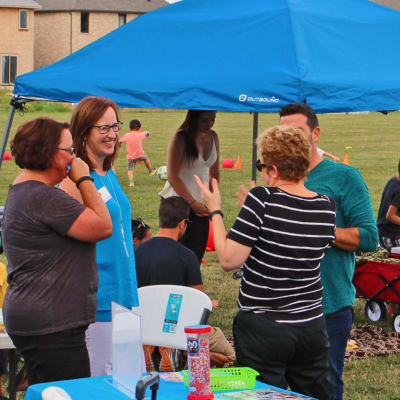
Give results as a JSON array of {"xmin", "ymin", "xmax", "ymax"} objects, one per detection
[{"xmin": 24, "ymin": 375, "xmax": 312, "ymax": 400}]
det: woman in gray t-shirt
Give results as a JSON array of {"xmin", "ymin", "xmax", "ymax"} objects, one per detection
[{"xmin": 2, "ymin": 117, "xmax": 112, "ymax": 385}]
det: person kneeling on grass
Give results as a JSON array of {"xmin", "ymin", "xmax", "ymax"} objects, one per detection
[
  {"xmin": 132, "ymin": 218, "xmax": 152, "ymax": 248},
  {"xmin": 195, "ymin": 125, "xmax": 336, "ymax": 400},
  {"xmin": 135, "ymin": 196, "xmax": 235, "ymax": 372}
]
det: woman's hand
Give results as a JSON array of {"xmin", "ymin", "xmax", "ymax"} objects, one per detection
[
  {"xmin": 191, "ymin": 200, "xmax": 209, "ymax": 216},
  {"xmin": 194, "ymin": 175, "xmax": 221, "ymax": 212},
  {"xmin": 236, "ymin": 181, "xmax": 256, "ymax": 208},
  {"xmin": 68, "ymin": 158, "xmax": 90, "ymax": 183}
]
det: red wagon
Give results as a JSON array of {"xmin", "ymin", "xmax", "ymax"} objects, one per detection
[{"xmin": 353, "ymin": 259, "xmax": 400, "ymax": 332}]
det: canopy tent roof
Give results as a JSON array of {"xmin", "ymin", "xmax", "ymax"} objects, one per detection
[{"xmin": 12, "ymin": 0, "xmax": 400, "ymax": 114}]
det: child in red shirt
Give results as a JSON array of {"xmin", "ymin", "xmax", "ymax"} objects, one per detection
[{"xmin": 120, "ymin": 119, "xmax": 157, "ymax": 187}]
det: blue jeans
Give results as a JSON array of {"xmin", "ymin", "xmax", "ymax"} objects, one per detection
[{"xmin": 325, "ymin": 306, "xmax": 352, "ymax": 400}]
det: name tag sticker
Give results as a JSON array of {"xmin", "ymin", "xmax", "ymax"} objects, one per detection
[{"xmin": 98, "ymin": 186, "xmax": 112, "ymax": 203}]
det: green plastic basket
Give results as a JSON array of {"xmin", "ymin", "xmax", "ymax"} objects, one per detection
[{"xmin": 182, "ymin": 367, "xmax": 259, "ymax": 392}]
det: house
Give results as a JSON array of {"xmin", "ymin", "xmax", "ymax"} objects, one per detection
[
  {"xmin": 370, "ymin": 0, "xmax": 400, "ymax": 12},
  {"xmin": 0, "ymin": 0, "xmax": 42, "ymax": 88},
  {"xmin": 34, "ymin": 0, "xmax": 169, "ymax": 70}
]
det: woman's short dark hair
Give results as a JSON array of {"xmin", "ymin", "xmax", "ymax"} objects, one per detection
[
  {"xmin": 178, "ymin": 110, "xmax": 215, "ymax": 165},
  {"xmin": 70, "ymin": 96, "xmax": 120, "ymax": 171},
  {"xmin": 131, "ymin": 218, "xmax": 150, "ymax": 240},
  {"xmin": 11, "ymin": 118, "xmax": 69, "ymax": 170},
  {"xmin": 159, "ymin": 196, "xmax": 190, "ymax": 228}
]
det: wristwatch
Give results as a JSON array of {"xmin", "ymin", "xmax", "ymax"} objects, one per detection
[{"xmin": 209, "ymin": 210, "xmax": 224, "ymax": 220}]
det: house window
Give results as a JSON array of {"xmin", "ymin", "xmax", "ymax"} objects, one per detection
[
  {"xmin": 1, "ymin": 55, "xmax": 18, "ymax": 85},
  {"xmin": 19, "ymin": 9, "xmax": 28, "ymax": 30},
  {"xmin": 81, "ymin": 12, "xmax": 89, "ymax": 33},
  {"xmin": 118, "ymin": 14, "xmax": 126, "ymax": 27}
]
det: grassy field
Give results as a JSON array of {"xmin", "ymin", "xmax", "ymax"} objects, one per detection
[{"xmin": 1, "ymin": 93, "xmax": 400, "ymax": 399}]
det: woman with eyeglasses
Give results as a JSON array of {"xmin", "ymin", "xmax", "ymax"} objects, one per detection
[
  {"xmin": 159, "ymin": 110, "xmax": 220, "ymax": 265},
  {"xmin": 59, "ymin": 96, "xmax": 139, "ymax": 376},
  {"xmin": 2, "ymin": 117, "xmax": 112, "ymax": 384},
  {"xmin": 195, "ymin": 126, "xmax": 336, "ymax": 400}
]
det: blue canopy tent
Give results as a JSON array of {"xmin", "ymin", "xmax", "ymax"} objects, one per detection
[{"xmin": 2, "ymin": 0, "xmax": 400, "ymax": 173}]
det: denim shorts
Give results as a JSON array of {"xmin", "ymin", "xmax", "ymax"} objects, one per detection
[{"xmin": 127, "ymin": 155, "xmax": 148, "ymax": 170}]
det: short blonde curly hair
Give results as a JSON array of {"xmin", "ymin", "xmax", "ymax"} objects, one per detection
[{"xmin": 256, "ymin": 125, "xmax": 311, "ymax": 181}]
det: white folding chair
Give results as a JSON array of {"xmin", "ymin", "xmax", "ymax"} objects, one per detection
[{"xmin": 133, "ymin": 285, "xmax": 213, "ymax": 350}]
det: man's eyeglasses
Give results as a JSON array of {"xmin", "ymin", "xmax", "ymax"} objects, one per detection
[
  {"xmin": 185, "ymin": 219, "xmax": 192, "ymax": 226},
  {"xmin": 56, "ymin": 147, "xmax": 75, "ymax": 154},
  {"xmin": 255, "ymin": 159, "xmax": 267, "ymax": 172},
  {"xmin": 92, "ymin": 121, "xmax": 123, "ymax": 135}
]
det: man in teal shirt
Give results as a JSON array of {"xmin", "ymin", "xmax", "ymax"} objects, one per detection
[{"xmin": 279, "ymin": 103, "xmax": 378, "ymax": 400}]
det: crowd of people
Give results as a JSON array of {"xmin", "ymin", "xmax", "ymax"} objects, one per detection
[{"xmin": 1, "ymin": 98, "xmax": 382, "ymax": 400}]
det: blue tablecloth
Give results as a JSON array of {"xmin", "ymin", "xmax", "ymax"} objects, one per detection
[{"xmin": 24, "ymin": 375, "xmax": 309, "ymax": 400}]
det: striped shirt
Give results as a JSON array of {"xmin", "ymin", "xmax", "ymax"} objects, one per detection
[{"xmin": 227, "ymin": 186, "xmax": 336, "ymax": 325}]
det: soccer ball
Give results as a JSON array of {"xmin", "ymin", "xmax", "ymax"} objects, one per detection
[{"xmin": 157, "ymin": 166, "xmax": 168, "ymax": 181}]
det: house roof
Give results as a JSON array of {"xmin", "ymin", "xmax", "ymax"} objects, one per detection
[
  {"xmin": 370, "ymin": 0, "xmax": 400, "ymax": 12},
  {"xmin": 0, "ymin": 0, "xmax": 41, "ymax": 8},
  {"xmin": 34, "ymin": 0, "xmax": 168, "ymax": 13}
]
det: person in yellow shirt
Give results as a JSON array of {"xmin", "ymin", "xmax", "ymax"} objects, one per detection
[{"xmin": 0, "ymin": 262, "xmax": 8, "ymax": 307}]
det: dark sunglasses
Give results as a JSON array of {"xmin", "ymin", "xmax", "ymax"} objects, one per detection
[
  {"xmin": 136, "ymin": 218, "xmax": 146, "ymax": 229},
  {"xmin": 255, "ymin": 159, "xmax": 267, "ymax": 172},
  {"xmin": 233, "ymin": 267, "xmax": 244, "ymax": 280}
]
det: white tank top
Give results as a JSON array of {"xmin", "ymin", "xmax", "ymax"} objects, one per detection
[{"xmin": 159, "ymin": 136, "xmax": 217, "ymax": 201}]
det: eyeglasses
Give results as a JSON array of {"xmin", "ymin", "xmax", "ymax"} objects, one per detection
[
  {"xmin": 185, "ymin": 219, "xmax": 192, "ymax": 226},
  {"xmin": 92, "ymin": 121, "xmax": 123, "ymax": 135},
  {"xmin": 56, "ymin": 147, "xmax": 75, "ymax": 154},
  {"xmin": 255, "ymin": 159, "xmax": 267, "ymax": 172}
]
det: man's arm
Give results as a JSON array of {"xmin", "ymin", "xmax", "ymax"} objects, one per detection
[
  {"xmin": 333, "ymin": 227, "xmax": 360, "ymax": 251},
  {"xmin": 190, "ymin": 284, "xmax": 205, "ymax": 292},
  {"xmin": 333, "ymin": 168, "xmax": 378, "ymax": 252},
  {"xmin": 387, "ymin": 205, "xmax": 400, "ymax": 225}
]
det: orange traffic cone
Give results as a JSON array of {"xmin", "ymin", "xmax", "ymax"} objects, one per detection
[
  {"xmin": 234, "ymin": 156, "xmax": 242, "ymax": 170},
  {"xmin": 343, "ymin": 154, "xmax": 350, "ymax": 165}
]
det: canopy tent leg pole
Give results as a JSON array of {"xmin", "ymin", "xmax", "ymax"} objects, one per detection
[
  {"xmin": 251, "ymin": 112, "xmax": 259, "ymax": 182},
  {"xmin": 0, "ymin": 104, "xmax": 17, "ymax": 171}
]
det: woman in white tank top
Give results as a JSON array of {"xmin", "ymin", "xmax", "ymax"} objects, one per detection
[{"xmin": 159, "ymin": 110, "xmax": 220, "ymax": 264}]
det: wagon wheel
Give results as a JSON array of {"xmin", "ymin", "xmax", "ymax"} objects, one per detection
[
  {"xmin": 364, "ymin": 301, "xmax": 387, "ymax": 321},
  {"xmin": 392, "ymin": 311, "xmax": 400, "ymax": 332}
]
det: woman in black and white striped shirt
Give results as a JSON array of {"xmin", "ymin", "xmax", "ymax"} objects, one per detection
[{"xmin": 195, "ymin": 126, "xmax": 336, "ymax": 400}]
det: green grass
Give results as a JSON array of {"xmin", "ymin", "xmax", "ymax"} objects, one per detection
[{"xmin": 1, "ymin": 93, "xmax": 400, "ymax": 398}]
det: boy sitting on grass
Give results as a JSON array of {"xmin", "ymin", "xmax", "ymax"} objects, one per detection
[{"xmin": 120, "ymin": 119, "xmax": 156, "ymax": 188}]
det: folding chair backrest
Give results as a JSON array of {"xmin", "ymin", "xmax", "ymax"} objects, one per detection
[{"xmin": 133, "ymin": 285, "xmax": 213, "ymax": 350}]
